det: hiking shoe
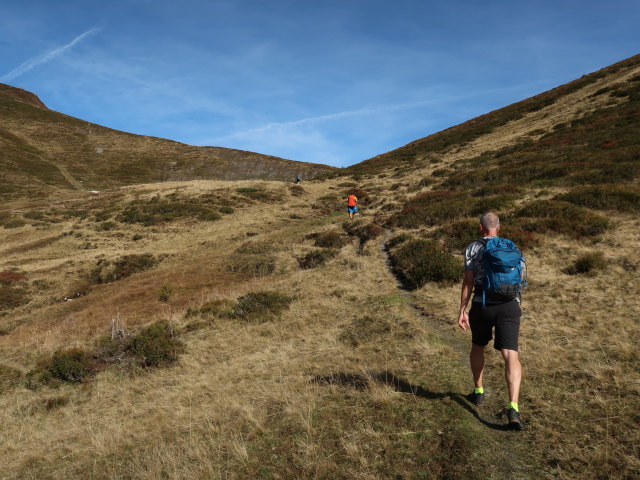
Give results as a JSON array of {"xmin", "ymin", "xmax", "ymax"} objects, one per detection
[
  {"xmin": 468, "ymin": 391, "xmax": 485, "ymax": 406},
  {"xmin": 507, "ymin": 408, "xmax": 522, "ymax": 430}
]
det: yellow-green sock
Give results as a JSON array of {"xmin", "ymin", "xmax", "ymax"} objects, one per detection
[
  {"xmin": 509, "ymin": 401, "xmax": 519, "ymax": 412},
  {"xmin": 474, "ymin": 387, "xmax": 484, "ymax": 394}
]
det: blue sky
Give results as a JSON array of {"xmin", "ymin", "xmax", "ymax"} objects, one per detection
[{"xmin": 1, "ymin": 1, "xmax": 639, "ymax": 167}]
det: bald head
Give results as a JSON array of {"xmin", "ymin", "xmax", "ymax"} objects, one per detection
[{"xmin": 480, "ymin": 212, "xmax": 500, "ymax": 235}]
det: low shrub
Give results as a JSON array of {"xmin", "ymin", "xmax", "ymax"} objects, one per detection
[
  {"xmin": 156, "ymin": 284, "xmax": 173, "ymax": 302},
  {"xmin": 385, "ymin": 233, "xmax": 412, "ymax": 249},
  {"xmin": 314, "ymin": 230, "xmax": 349, "ymax": 249},
  {"xmin": 297, "ymin": 249, "xmax": 339, "ymax": 269},
  {"xmin": 564, "ymin": 251, "xmax": 607, "ymax": 276},
  {"xmin": 389, "ymin": 191, "xmax": 471, "ymax": 228},
  {"xmin": 97, "ymin": 221, "xmax": 117, "ymax": 231},
  {"xmin": 389, "ymin": 239, "xmax": 462, "ymax": 289},
  {"xmin": 90, "ymin": 254, "xmax": 157, "ymax": 284},
  {"xmin": 219, "ymin": 206, "xmax": 234, "ymax": 214},
  {"xmin": 4, "ymin": 219, "xmax": 25, "ymax": 229},
  {"xmin": 0, "ymin": 270, "xmax": 26, "ymax": 285},
  {"xmin": 435, "ymin": 219, "xmax": 479, "ymax": 252},
  {"xmin": 557, "ymin": 185, "xmax": 640, "ymax": 212},
  {"xmin": 232, "ymin": 291, "xmax": 293, "ymax": 323},
  {"xmin": 343, "ymin": 221, "xmax": 384, "ymax": 245},
  {"xmin": 235, "ymin": 187, "xmax": 281, "ymax": 203},
  {"xmin": 312, "ymin": 194, "xmax": 344, "ymax": 211},
  {"xmin": 41, "ymin": 348, "xmax": 98, "ymax": 383},
  {"xmin": 226, "ymin": 255, "xmax": 276, "ymax": 277},
  {"xmin": 127, "ymin": 320, "xmax": 183, "ymax": 368},
  {"xmin": 0, "ymin": 285, "xmax": 30, "ymax": 310},
  {"xmin": 514, "ymin": 200, "xmax": 609, "ymax": 238}
]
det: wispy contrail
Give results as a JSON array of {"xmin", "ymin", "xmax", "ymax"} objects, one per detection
[{"xmin": 1, "ymin": 28, "xmax": 100, "ymax": 82}]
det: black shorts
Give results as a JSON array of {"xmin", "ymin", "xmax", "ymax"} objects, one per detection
[{"xmin": 469, "ymin": 300, "xmax": 521, "ymax": 351}]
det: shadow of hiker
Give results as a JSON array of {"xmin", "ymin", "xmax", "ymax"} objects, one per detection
[
  {"xmin": 311, "ymin": 371, "xmax": 508, "ymax": 431},
  {"xmin": 372, "ymin": 371, "xmax": 509, "ymax": 431}
]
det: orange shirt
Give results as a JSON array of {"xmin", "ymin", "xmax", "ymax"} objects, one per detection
[{"xmin": 347, "ymin": 195, "xmax": 357, "ymax": 207}]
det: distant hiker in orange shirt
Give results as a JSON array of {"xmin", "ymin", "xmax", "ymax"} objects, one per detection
[{"xmin": 346, "ymin": 193, "xmax": 358, "ymax": 219}]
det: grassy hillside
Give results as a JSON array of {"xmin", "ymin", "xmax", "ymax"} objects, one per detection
[
  {"xmin": 1, "ymin": 54, "xmax": 639, "ymax": 479},
  {"xmin": 0, "ymin": 84, "xmax": 336, "ymax": 199}
]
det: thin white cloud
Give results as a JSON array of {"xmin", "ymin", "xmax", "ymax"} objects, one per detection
[
  {"xmin": 209, "ymin": 76, "xmax": 562, "ymax": 145},
  {"xmin": 1, "ymin": 28, "xmax": 100, "ymax": 82}
]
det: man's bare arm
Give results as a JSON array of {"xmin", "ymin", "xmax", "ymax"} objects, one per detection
[{"xmin": 458, "ymin": 270, "xmax": 475, "ymax": 331}]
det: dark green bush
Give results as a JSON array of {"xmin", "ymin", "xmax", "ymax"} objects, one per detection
[
  {"xmin": 127, "ymin": 320, "xmax": 183, "ymax": 368},
  {"xmin": 43, "ymin": 348, "xmax": 98, "ymax": 383},
  {"xmin": 297, "ymin": 249, "xmax": 339, "ymax": 269},
  {"xmin": 564, "ymin": 251, "xmax": 607, "ymax": 275},
  {"xmin": 435, "ymin": 219, "xmax": 479, "ymax": 251},
  {"xmin": 119, "ymin": 198, "xmax": 221, "ymax": 226},
  {"xmin": 385, "ymin": 233, "xmax": 412, "ymax": 249},
  {"xmin": 90, "ymin": 254, "xmax": 157, "ymax": 284},
  {"xmin": 557, "ymin": 185, "xmax": 640, "ymax": 212},
  {"xmin": 219, "ymin": 206, "xmax": 234, "ymax": 214},
  {"xmin": 232, "ymin": 291, "xmax": 293, "ymax": 323},
  {"xmin": 389, "ymin": 239, "xmax": 462, "ymax": 289},
  {"xmin": 314, "ymin": 230, "xmax": 349, "ymax": 248},
  {"xmin": 97, "ymin": 221, "xmax": 117, "ymax": 231},
  {"xmin": 156, "ymin": 284, "xmax": 173, "ymax": 302}
]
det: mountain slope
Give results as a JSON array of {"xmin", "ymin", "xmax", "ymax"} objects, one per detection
[
  {"xmin": 0, "ymin": 84, "xmax": 336, "ymax": 199},
  {"xmin": 1, "ymin": 54, "xmax": 639, "ymax": 480}
]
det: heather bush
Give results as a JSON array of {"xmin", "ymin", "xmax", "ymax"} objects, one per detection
[
  {"xmin": 435, "ymin": 219, "xmax": 479, "ymax": 251},
  {"xmin": 289, "ymin": 185, "xmax": 307, "ymax": 196},
  {"xmin": 39, "ymin": 348, "xmax": 98, "ymax": 383},
  {"xmin": 514, "ymin": 200, "xmax": 609, "ymax": 238},
  {"xmin": 127, "ymin": 320, "xmax": 183, "ymax": 368},
  {"xmin": 557, "ymin": 185, "xmax": 640, "ymax": 212},
  {"xmin": 390, "ymin": 191, "xmax": 471, "ymax": 228},
  {"xmin": 385, "ymin": 233, "xmax": 412, "ymax": 249},
  {"xmin": 0, "ymin": 285, "xmax": 30, "ymax": 310},
  {"xmin": 232, "ymin": 291, "xmax": 293, "ymax": 323},
  {"xmin": 389, "ymin": 239, "xmax": 462, "ymax": 289},
  {"xmin": 297, "ymin": 249, "xmax": 339, "ymax": 269},
  {"xmin": 185, "ymin": 299, "xmax": 235, "ymax": 319},
  {"xmin": 343, "ymin": 221, "xmax": 384, "ymax": 245},
  {"xmin": 314, "ymin": 230, "xmax": 349, "ymax": 249},
  {"xmin": 564, "ymin": 251, "xmax": 607, "ymax": 276},
  {"xmin": 219, "ymin": 206, "xmax": 234, "ymax": 214},
  {"xmin": 90, "ymin": 254, "xmax": 157, "ymax": 283}
]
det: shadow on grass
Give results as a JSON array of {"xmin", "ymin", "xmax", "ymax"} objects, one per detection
[{"xmin": 311, "ymin": 370, "xmax": 509, "ymax": 431}]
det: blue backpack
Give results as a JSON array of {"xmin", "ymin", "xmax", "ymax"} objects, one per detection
[{"xmin": 479, "ymin": 237, "xmax": 527, "ymax": 306}]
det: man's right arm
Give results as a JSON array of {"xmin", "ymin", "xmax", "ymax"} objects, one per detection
[{"xmin": 458, "ymin": 270, "xmax": 474, "ymax": 331}]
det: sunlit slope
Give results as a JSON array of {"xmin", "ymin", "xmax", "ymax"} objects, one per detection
[
  {"xmin": 0, "ymin": 84, "xmax": 336, "ymax": 199},
  {"xmin": 347, "ymin": 53, "xmax": 640, "ymax": 181}
]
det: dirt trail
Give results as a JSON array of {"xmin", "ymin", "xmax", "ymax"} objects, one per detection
[{"xmin": 45, "ymin": 158, "xmax": 84, "ymax": 190}]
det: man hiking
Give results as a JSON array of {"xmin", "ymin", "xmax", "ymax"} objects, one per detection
[
  {"xmin": 346, "ymin": 193, "xmax": 358, "ymax": 219},
  {"xmin": 457, "ymin": 212, "xmax": 525, "ymax": 430}
]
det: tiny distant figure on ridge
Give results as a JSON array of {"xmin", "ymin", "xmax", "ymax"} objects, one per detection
[
  {"xmin": 346, "ymin": 192, "xmax": 358, "ymax": 219},
  {"xmin": 294, "ymin": 173, "xmax": 302, "ymax": 184},
  {"xmin": 457, "ymin": 212, "xmax": 527, "ymax": 431}
]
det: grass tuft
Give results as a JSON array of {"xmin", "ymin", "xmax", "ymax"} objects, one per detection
[{"xmin": 232, "ymin": 291, "xmax": 293, "ymax": 323}]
